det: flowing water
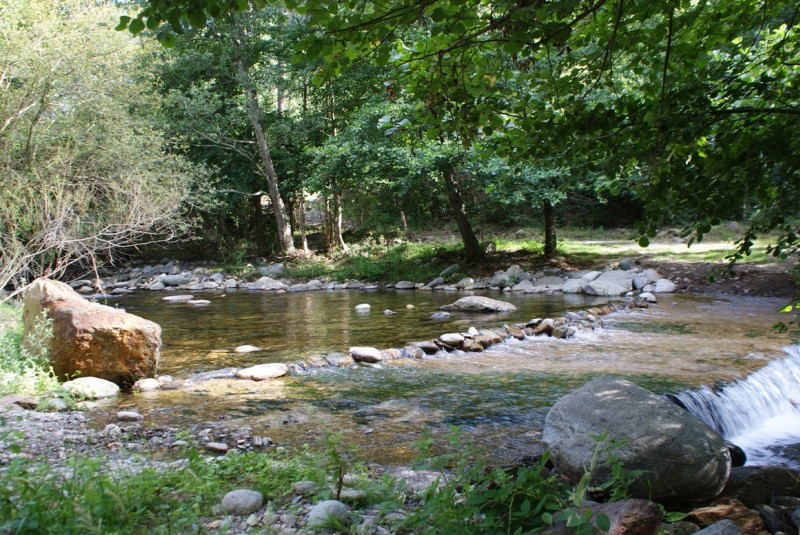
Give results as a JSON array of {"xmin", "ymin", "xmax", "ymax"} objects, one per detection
[{"xmin": 94, "ymin": 290, "xmax": 798, "ymax": 466}]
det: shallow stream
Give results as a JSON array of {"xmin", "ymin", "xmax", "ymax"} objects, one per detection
[{"xmin": 95, "ymin": 290, "xmax": 798, "ymax": 467}]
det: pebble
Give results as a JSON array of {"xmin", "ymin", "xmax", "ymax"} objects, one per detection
[
  {"xmin": 118, "ymin": 411, "xmax": 144, "ymax": 422},
  {"xmin": 206, "ymin": 442, "xmax": 229, "ymax": 453},
  {"xmin": 234, "ymin": 345, "xmax": 262, "ymax": 353}
]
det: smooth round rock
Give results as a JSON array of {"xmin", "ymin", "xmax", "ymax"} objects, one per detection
[
  {"xmin": 62, "ymin": 377, "xmax": 120, "ymax": 400},
  {"xmin": 354, "ymin": 303, "xmax": 371, "ymax": 312},
  {"xmin": 206, "ymin": 442, "xmax": 229, "ymax": 453},
  {"xmin": 293, "ymin": 481, "xmax": 318, "ymax": 496},
  {"xmin": 439, "ymin": 296, "xmax": 517, "ymax": 312},
  {"xmin": 188, "ymin": 299, "xmax": 211, "ymax": 306},
  {"xmin": 161, "ymin": 294, "xmax": 194, "ymax": 302},
  {"xmin": 132, "ymin": 378, "xmax": 160, "ymax": 392},
  {"xmin": 348, "ymin": 347, "xmax": 383, "ymax": 363},
  {"xmin": 117, "ymin": 411, "xmax": 143, "ymax": 422},
  {"xmin": 221, "ymin": 489, "xmax": 264, "ymax": 516},
  {"xmin": 234, "ymin": 345, "xmax": 262, "ymax": 353},
  {"xmin": 439, "ymin": 333, "xmax": 464, "ymax": 345},
  {"xmin": 307, "ymin": 500, "xmax": 350, "ymax": 529},
  {"xmin": 235, "ymin": 363, "xmax": 289, "ymax": 381}
]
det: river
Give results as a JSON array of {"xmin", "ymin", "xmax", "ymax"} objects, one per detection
[{"xmin": 93, "ymin": 290, "xmax": 798, "ymax": 467}]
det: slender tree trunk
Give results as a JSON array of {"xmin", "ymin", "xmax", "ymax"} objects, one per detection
[
  {"xmin": 229, "ymin": 23, "xmax": 294, "ymax": 255},
  {"xmin": 333, "ymin": 191, "xmax": 348, "ymax": 252},
  {"xmin": 299, "ymin": 186, "xmax": 309, "ymax": 254},
  {"xmin": 324, "ymin": 196, "xmax": 333, "ymax": 251},
  {"xmin": 543, "ymin": 199, "xmax": 557, "ymax": 258},
  {"xmin": 251, "ymin": 177, "xmax": 266, "ymax": 255},
  {"xmin": 442, "ymin": 164, "xmax": 483, "ymax": 262},
  {"xmin": 400, "ymin": 209, "xmax": 409, "ymax": 235}
]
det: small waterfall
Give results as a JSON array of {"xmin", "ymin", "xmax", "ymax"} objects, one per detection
[{"xmin": 675, "ymin": 346, "xmax": 800, "ymax": 467}]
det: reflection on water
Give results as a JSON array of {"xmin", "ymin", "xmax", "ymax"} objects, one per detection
[
  {"xmin": 94, "ymin": 292, "xmax": 794, "ymax": 465},
  {"xmin": 112, "ymin": 289, "xmax": 606, "ymax": 375}
]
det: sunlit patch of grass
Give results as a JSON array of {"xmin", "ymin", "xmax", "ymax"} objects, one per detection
[{"xmin": 286, "ymin": 240, "xmax": 459, "ymax": 282}]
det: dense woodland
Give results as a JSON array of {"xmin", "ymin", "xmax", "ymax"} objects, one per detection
[{"xmin": 1, "ymin": 0, "xmax": 798, "ymax": 290}]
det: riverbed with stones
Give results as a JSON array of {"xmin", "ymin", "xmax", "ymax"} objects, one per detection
[{"xmin": 85, "ymin": 284, "xmax": 796, "ymax": 468}]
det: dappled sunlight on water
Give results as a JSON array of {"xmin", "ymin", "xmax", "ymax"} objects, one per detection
[{"xmin": 94, "ymin": 291, "xmax": 794, "ymax": 465}]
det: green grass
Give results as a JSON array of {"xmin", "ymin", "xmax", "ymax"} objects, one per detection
[
  {"xmin": 0, "ymin": 428, "xmax": 638, "ymax": 535},
  {"xmin": 0, "ymin": 442, "xmax": 368, "ymax": 534},
  {"xmin": 285, "ymin": 241, "xmax": 460, "ymax": 283},
  {"xmin": 0, "ymin": 303, "xmax": 59, "ymax": 397}
]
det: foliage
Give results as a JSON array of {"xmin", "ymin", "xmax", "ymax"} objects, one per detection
[
  {"xmin": 0, "ymin": 0, "xmax": 205, "ymax": 292},
  {"xmin": 0, "ymin": 303, "xmax": 58, "ymax": 397},
  {"xmin": 121, "ymin": 0, "xmax": 800, "ymax": 269}
]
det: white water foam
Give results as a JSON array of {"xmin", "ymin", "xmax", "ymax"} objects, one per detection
[{"xmin": 676, "ymin": 346, "xmax": 800, "ymax": 468}]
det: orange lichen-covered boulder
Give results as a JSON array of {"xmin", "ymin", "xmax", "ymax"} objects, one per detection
[{"xmin": 22, "ymin": 278, "xmax": 161, "ymax": 390}]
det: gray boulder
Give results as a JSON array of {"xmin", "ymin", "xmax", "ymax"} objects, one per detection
[
  {"xmin": 258, "ymin": 263, "xmax": 285, "ymax": 277},
  {"xmin": 455, "ymin": 277, "xmax": 475, "ymax": 289},
  {"xmin": 246, "ymin": 277, "xmax": 287, "ymax": 291},
  {"xmin": 427, "ymin": 277, "xmax": 445, "ymax": 288},
  {"xmin": 654, "ymin": 279, "xmax": 678, "ymax": 293},
  {"xmin": 537, "ymin": 275, "xmax": 565, "ymax": 287},
  {"xmin": 511, "ymin": 280, "xmax": 536, "ymax": 292},
  {"xmin": 159, "ymin": 274, "xmax": 193, "ymax": 287},
  {"xmin": 395, "ymin": 281, "xmax": 416, "ymax": 290},
  {"xmin": 582, "ymin": 280, "xmax": 629, "ymax": 296},
  {"xmin": 440, "ymin": 296, "xmax": 517, "ymax": 313},
  {"xmin": 594, "ymin": 270, "xmax": 634, "ymax": 291},
  {"xmin": 439, "ymin": 264, "xmax": 460, "ymax": 278},
  {"xmin": 221, "ymin": 489, "xmax": 263, "ymax": 515},
  {"xmin": 695, "ymin": 520, "xmax": 741, "ymax": 535},
  {"xmin": 307, "ymin": 500, "xmax": 350, "ymax": 529},
  {"xmin": 543, "ymin": 376, "xmax": 731, "ymax": 503}
]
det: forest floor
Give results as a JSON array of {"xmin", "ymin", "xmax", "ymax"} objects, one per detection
[{"xmin": 409, "ymin": 227, "xmax": 798, "ymax": 299}]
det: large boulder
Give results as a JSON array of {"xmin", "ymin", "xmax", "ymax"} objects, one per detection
[
  {"xmin": 22, "ymin": 278, "xmax": 161, "ymax": 390},
  {"xmin": 440, "ymin": 296, "xmax": 517, "ymax": 313},
  {"xmin": 543, "ymin": 376, "xmax": 731, "ymax": 503}
]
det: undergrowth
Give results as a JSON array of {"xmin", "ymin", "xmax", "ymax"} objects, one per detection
[
  {"xmin": 0, "ymin": 426, "xmax": 643, "ymax": 535},
  {"xmin": 0, "ymin": 303, "xmax": 58, "ymax": 397}
]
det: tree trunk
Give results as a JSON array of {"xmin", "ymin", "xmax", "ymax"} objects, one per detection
[
  {"xmin": 442, "ymin": 164, "xmax": 483, "ymax": 262},
  {"xmin": 230, "ymin": 26, "xmax": 294, "ymax": 255},
  {"xmin": 251, "ymin": 177, "xmax": 266, "ymax": 255},
  {"xmin": 299, "ymin": 186, "xmax": 309, "ymax": 254},
  {"xmin": 324, "ymin": 196, "xmax": 334, "ymax": 251},
  {"xmin": 543, "ymin": 199, "xmax": 557, "ymax": 258},
  {"xmin": 333, "ymin": 191, "xmax": 348, "ymax": 252},
  {"xmin": 400, "ymin": 209, "xmax": 409, "ymax": 235}
]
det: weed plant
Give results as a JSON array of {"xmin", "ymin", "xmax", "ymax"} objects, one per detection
[{"xmin": 0, "ymin": 303, "xmax": 58, "ymax": 397}]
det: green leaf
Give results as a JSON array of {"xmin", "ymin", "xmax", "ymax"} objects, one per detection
[
  {"xmin": 638, "ymin": 236, "xmax": 650, "ymax": 247},
  {"xmin": 115, "ymin": 16, "xmax": 131, "ymax": 31},
  {"xmin": 128, "ymin": 18, "xmax": 145, "ymax": 34},
  {"xmin": 595, "ymin": 513, "xmax": 611, "ymax": 532}
]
